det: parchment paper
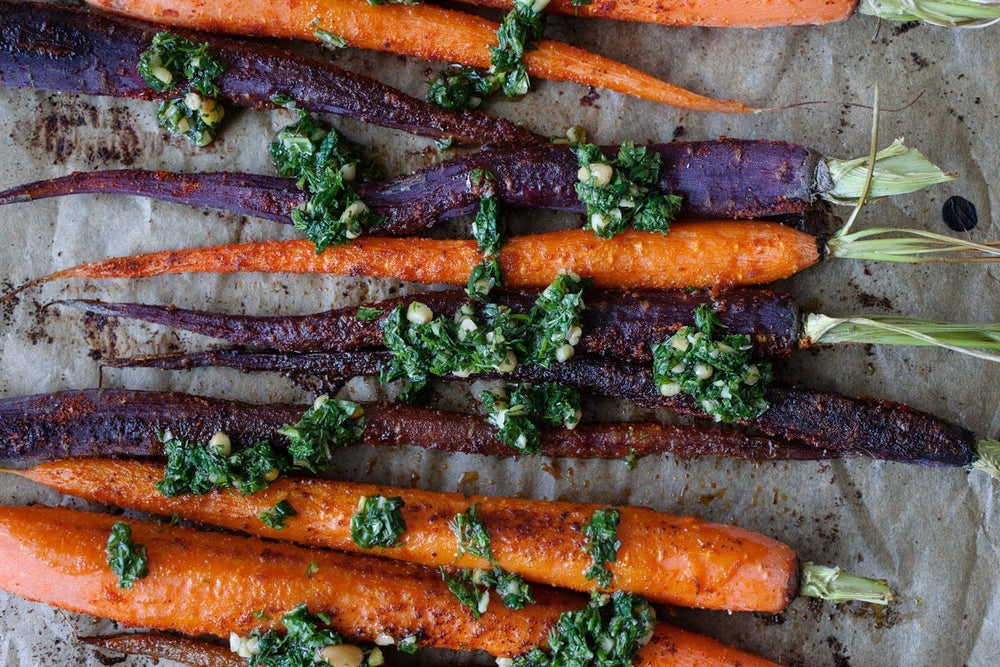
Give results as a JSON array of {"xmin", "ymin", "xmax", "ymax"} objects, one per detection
[{"xmin": 1, "ymin": 2, "xmax": 999, "ymax": 665}]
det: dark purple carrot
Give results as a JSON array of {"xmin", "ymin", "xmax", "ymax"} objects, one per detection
[
  {"xmin": 55, "ymin": 286, "xmax": 1000, "ymax": 364},
  {"xmin": 0, "ymin": 138, "xmax": 952, "ymax": 232},
  {"xmin": 0, "ymin": 0, "xmax": 541, "ymax": 146},
  {"xmin": 101, "ymin": 348, "xmax": 990, "ymax": 469},
  {"xmin": 0, "ymin": 389, "xmax": 829, "ymax": 463},
  {"xmin": 80, "ymin": 633, "xmax": 242, "ymax": 667},
  {"xmin": 54, "ymin": 287, "xmax": 799, "ymax": 360}
]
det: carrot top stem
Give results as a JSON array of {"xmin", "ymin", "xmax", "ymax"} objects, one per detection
[
  {"xmin": 858, "ymin": 0, "xmax": 1000, "ymax": 27},
  {"xmin": 801, "ymin": 314, "xmax": 1000, "ymax": 362},
  {"xmin": 820, "ymin": 138, "xmax": 955, "ymax": 206},
  {"xmin": 799, "ymin": 563, "xmax": 893, "ymax": 605},
  {"xmin": 972, "ymin": 440, "xmax": 1000, "ymax": 480},
  {"xmin": 826, "ymin": 227, "xmax": 1000, "ymax": 262}
]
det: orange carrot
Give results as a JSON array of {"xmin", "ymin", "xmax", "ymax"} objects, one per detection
[
  {"xmin": 0, "ymin": 505, "xmax": 782, "ymax": 666},
  {"xmin": 458, "ymin": 0, "xmax": 857, "ymax": 28},
  {"xmin": 15, "ymin": 458, "xmax": 801, "ymax": 612},
  {"xmin": 5, "ymin": 223, "xmax": 821, "ymax": 298},
  {"xmin": 84, "ymin": 0, "xmax": 751, "ymax": 113}
]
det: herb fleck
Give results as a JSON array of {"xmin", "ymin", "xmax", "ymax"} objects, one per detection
[
  {"xmin": 355, "ymin": 306, "xmax": 384, "ymax": 322},
  {"xmin": 259, "ymin": 499, "xmax": 298, "ymax": 530},
  {"xmin": 106, "ymin": 522, "xmax": 149, "ymax": 590},
  {"xmin": 582, "ymin": 509, "xmax": 620, "ymax": 589},
  {"xmin": 314, "ymin": 28, "xmax": 347, "ymax": 49},
  {"xmin": 574, "ymin": 142, "xmax": 682, "ymax": 238},
  {"xmin": 651, "ymin": 304, "xmax": 772, "ymax": 422},
  {"xmin": 350, "ymin": 495, "xmax": 406, "ymax": 549}
]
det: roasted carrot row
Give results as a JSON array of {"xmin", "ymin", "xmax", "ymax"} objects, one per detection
[
  {"xmin": 0, "ymin": 505, "xmax": 781, "ymax": 666},
  {"xmin": 462, "ymin": 0, "xmax": 857, "ymax": 27},
  {"xmin": 84, "ymin": 0, "xmax": 751, "ymax": 113},
  {"xmin": 6, "ymin": 223, "xmax": 821, "ymax": 299},
  {"xmin": 14, "ymin": 458, "xmax": 800, "ymax": 612}
]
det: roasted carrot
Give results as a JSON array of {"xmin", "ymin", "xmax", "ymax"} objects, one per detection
[
  {"xmin": 80, "ymin": 633, "xmax": 242, "ymax": 667},
  {"xmin": 422, "ymin": 0, "xmax": 1000, "ymax": 28},
  {"xmin": 13, "ymin": 458, "xmax": 800, "ymax": 613},
  {"xmin": 459, "ymin": 0, "xmax": 857, "ymax": 28},
  {"xmin": 84, "ymin": 0, "xmax": 750, "ymax": 113},
  {"xmin": 0, "ymin": 505, "xmax": 782, "ymax": 666},
  {"xmin": 3, "ymin": 223, "xmax": 822, "ymax": 298}
]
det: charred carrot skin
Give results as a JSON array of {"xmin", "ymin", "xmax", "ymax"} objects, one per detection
[
  {"xmin": 461, "ymin": 0, "xmax": 858, "ymax": 27},
  {"xmin": 85, "ymin": 0, "xmax": 752, "ymax": 113},
  {"xmin": 20, "ymin": 458, "xmax": 801, "ymax": 612},
  {"xmin": 0, "ymin": 505, "xmax": 782, "ymax": 666},
  {"xmin": 0, "ymin": 389, "xmax": 835, "ymax": 463},
  {"xmin": 0, "ymin": 1, "xmax": 540, "ymax": 146},
  {"xmin": 31, "ymin": 223, "xmax": 824, "ymax": 290}
]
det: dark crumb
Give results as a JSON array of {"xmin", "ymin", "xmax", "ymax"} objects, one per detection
[
  {"xmin": 672, "ymin": 125, "xmax": 685, "ymax": 140},
  {"xmin": 846, "ymin": 279, "xmax": 893, "ymax": 311},
  {"xmin": 825, "ymin": 636, "xmax": 851, "ymax": 667},
  {"xmin": 579, "ymin": 87, "xmax": 600, "ymax": 107},
  {"xmin": 1, "ymin": 279, "xmax": 17, "ymax": 324},
  {"xmin": 892, "ymin": 20, "xmax": 921, "ymax": 36},
  {"xmin": 910, "ymin": 52, "xmax": 929, "ymax": 70}
]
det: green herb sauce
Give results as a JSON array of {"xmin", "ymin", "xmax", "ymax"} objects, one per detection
[
  {"xmin": 582, "ymin": 508, "xmax": 620, "ymax": 589},
  {"xmin": 445, "ymin": 504, "xmax": 534, "ymax": 616},
  {"xmin": 378, "ymin": 273, "xmax": 589, "ymax": 398},
  {"xmin": 156, "ymin": 433, "xmax": 287, "ymax": 497},
  {"xmin": 137, "ymin": 32, "xmax": 226, "ymax": 146},
  {"xmin": 271, "ymin": 111, "xmax": 383, "ymax": 252},
  {"xmin": 574, "ymin": 142, "xmax": 682, "ymax": 238},
  {"xmin": 651, "ymin": 304, "xmax": 772, "ymax": 422},
  {"xmin": 156, "ymin": 396, "xmax": 363, "ymax": 497},
  {"xmin": 106, "ymin": 521, "xmax": 149, "ymax": 590},
  {"xmin": 467, "ymin": 168, "xmax": 505, "ymax": 300},
  {"xmin": 278, "ymin": 395, "xmax": 366, "ymax": 473},
  {"xmin": 426, "ymin": 0, "xmax": 549, "ymax": 110},
  {"xmin": 481, "ymin": 383, "xmax": 581, "ymax": 454},
  {"xmin": 513, "ymin": 592, "xmax": 656, "ymax": 667},
  {"xmin": 244, "ymin": 604, "xmax": 384, "ymax": 666},
  {"xmin": 350, "ymin": 495, "xmax": 406, "ymax": 549},
  {"xmin": 259, "ymin": 499, "xmax": 298, "ymax": 530}
]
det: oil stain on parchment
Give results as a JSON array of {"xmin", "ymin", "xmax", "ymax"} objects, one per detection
[{"xmin": 13, "ymin": 99, "xmax": 145, "ymax": 167}]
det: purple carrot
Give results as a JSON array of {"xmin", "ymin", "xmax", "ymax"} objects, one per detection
[
  {"xmin": 0, "ymin": 0, "xmax": 541, "ymax": 146},
  {"xmin": 101, "ymin": 349, "xmax": 979, "ymax": 468},
  {"xmin": 54, "ymin": 287, "xmax": 799, "ymax": 360},
  {"xmin": 0, "ymin": 389, "xmax": 829, "ymax": 463},
  {"xmin": 0, "ymin": 140, "xmax": 835, "ymax": 235}
]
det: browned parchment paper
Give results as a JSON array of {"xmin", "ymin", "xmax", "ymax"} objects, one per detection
[{"xmin": 1, "ymin": 2, "xmax": 999, "ymax": 665}]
